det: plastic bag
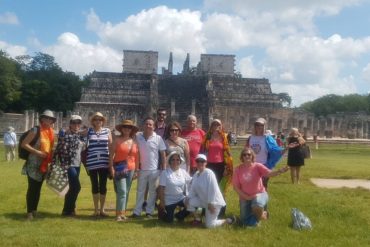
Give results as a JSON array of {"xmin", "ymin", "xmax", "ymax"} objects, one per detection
[{"xmin": 291, "ymin": 208, "xmax": 312, "ymax": 230}]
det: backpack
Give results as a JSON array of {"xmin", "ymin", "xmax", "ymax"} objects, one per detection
[{"xmin": 18, "ymin": 126, "xmax": 40, "ymax": 160}]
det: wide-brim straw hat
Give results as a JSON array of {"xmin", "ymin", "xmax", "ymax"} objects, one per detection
[
  {"xmin": 39, "ymin": 109, "xmax": 56, "ymax": 123},
  {"xmin": 211, "ymin": 118, "xmax": 222, "ymax": 126},
  {"xmin": 90, "ymin": 112, "xmax": 107, "ymax": 124},
  {"xmin": 115, "ymin": 119, "xmax": 139, "ymax": 132}
]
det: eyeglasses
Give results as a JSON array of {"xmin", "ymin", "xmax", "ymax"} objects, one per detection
[
  {"xmin": 196, "ymin": 160, "xmax": 206, "ymax": 163},
  {"xmin": 170, "ymin": 129, "xmax": 179, "ymax": 132},
  {"xmin": 242, "ymin": 153, "xmax": 252, "ymax": 157}
]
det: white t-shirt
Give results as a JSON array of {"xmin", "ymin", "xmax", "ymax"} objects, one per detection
[
  {"xmin": 249, "ymin": 135, "xmax": 268, "ymax": 165},
  {"xmin": 159, "ymin": 168, "xmax": 192, "ymax": 205},
  {"xmin": 136, "ymin": 131, "xmax": 166, "ymax": 170},
  {"xmin": 188, "ymin": 168, "xmax": 226, "ymax": 207}
]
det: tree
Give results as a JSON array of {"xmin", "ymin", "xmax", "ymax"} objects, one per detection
[
  {"xmin": 0, "ymin": 50, "xmax": 22, "ymax": 111},
  {"xmin": 278, "ymin": 92, "xmax": 292, "ymax": 107}
]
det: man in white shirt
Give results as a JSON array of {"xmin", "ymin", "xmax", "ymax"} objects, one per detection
[
  {"xmin": 133, "ymin": 117, "xmax": 166, "ymax": 217},
  {"xmin": 3, "ymin": 126, "xmax": 17, "ymax": 161}
]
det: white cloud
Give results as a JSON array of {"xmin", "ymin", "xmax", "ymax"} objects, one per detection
[
  {"xmin": 85, "ymin": 7, "xmax": 205, "ymax": 69},
  {"xmin": 0, "ymin": 40, "xmax": 27, "ymax": 57},
  {"xmin": 362, "ymin": 63, "xmax": 370, "ymax": 82},
  {"xmin": 0, "ymin": 12, "xmax": 19, "ymax": 25},
  {"xmin": 44, "ymin": 32, "xmax": 122, "ymax": 76}
]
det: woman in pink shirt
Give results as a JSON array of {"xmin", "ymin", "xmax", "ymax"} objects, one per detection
[{"xmin": 232, "ymin": 148, "xmax": 289, "ymax": 226}]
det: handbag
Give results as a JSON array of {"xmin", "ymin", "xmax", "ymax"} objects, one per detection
[
  {"xmin": 114, "ymin": 160, "xmax": 130, "ymax": 179},
  {"xmin": 113, "ymin": 141, "xmax": 134, "ymax": 179},
  {"xmin": 46, "ymin": 158, "xmax": 69, "ymax": 197}
]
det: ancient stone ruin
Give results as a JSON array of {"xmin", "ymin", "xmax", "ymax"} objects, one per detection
[{"xmin": 1, "ymin": 49, "xmax": 369, "ymax": 139}]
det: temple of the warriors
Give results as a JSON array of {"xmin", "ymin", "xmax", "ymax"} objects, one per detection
[
  {"xmin": 72, "ymin": 50, "xmax": 370, "ymax": 138},
  {"xmin": 1, "ymin": 50, "xmax": 369, "ymax": 139}
]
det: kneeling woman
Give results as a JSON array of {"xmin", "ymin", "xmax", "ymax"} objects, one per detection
[
  {"xmin": 232, "ymin": 148, "xmax": 289, "ymax": 227},
  {"xmin": 185, "ymin": 154, "xmax": 235, "ymax": 228},
  {"xmin": 158, "ymin": 151, "xmax": 191, "ymax": 223}
]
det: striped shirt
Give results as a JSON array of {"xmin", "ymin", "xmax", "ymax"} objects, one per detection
[{"xmin": 86, "ymin": 127, "xmax": 110, "ymax": 170}]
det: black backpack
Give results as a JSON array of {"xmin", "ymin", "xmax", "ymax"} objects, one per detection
[{"xmin": 18, "ymin": 126, "xmax": 40, "ymax": 160}]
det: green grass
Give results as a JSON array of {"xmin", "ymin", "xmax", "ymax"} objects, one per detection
[{"xmin": 1, "ymin": 143, "xmax": 370, "ymax": 246}]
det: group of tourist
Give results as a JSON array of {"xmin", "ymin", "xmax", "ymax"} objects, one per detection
[{"xmin": 20, "ymin": 108, "xmax": 308, "ymax": 228}]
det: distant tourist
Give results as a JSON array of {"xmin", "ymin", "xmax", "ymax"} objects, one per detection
[
  {"xmin": 132, "ymin": 117, "xmax": 166, "ymax": 218},
  {"xmin": 201, "ymin": 119, "xmax": 233, "ymax": 217},
  {"xmin": 85, "ymin": 112, "xmax": 112, "ymax": 217},
  {"xmin": 286, "ymin": 128, "xmax": 306, "ymax": 184},
  {"xmin": 21, "ymin": 110, "xmax": 56, "ymax": 220},
  {"xmin": 109, "ymin": 119, "xmax": 139, "ymax": 221},
  {"xmin": 165, "ymin": 121, "xmax": 190, "ymax": 173},
  {"xmin": 232, "ymin": 148, "xmax": 289, "ymax": 227},
  {"xmin": 3, "ymin": 126, "xmax": 17, "ymax": 161},
  {"xmin": 181, "ymin": 115, "xmax": 205, "ymax": 175},
  {"xmin": 158, "ymin": 151, "xmax": 191, "ymax": 223},
  {"xmin": 185, "ymin": 154, "xmax": 235, "ymax": 228},
  {"xmin": 245, "ymin": 118, "xmax": 284, "ymax": 189}
]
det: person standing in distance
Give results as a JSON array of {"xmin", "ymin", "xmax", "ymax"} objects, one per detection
[{"xmin": 3, "ymin": 126, "xmax": 17, "ymax": 161}]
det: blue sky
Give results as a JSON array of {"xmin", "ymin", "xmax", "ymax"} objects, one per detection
[{"xmin": 1, "ymin": 0, "xmax": 370, "ymax": 106}]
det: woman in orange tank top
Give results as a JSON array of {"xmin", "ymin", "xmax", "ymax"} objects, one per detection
[{"xmin": 109, "ymin": 119, "xmax": 139, "ymax": 221}]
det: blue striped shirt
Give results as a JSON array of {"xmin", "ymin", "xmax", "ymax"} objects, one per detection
[{"xmin": 86, "ymin": 127, "xmax": 110, "ymax": 170}]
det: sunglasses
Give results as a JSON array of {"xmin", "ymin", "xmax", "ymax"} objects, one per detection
[
  {"xmin": 196, "ymin": 159, "xmax": 206, "ymax": 163},
  {"xmin": 170, "ymin": 129, "xmax": 179, "ymax": 132},
  {"xmin": 70, "ymin": 121, "xmax": 82, "ymax": 124},
  {"xmin": 158, "ymin": 113, "xmax": 166, "ymax": 116},
  {"xmin": 122, "ymin": 125, "xmax": 133, "ymax": 129},
  {"xmin": 242, "ymin": 153, "xmax": 252, "ymax": 157},
  {"xmin": 93, "ymin": 118, "xmax": 103, "ymax": 122}
]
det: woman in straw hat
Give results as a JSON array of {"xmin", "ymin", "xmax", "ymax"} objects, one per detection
[
  {"xmin": 109, "ymin": 119, "xmax": 139, "ymax": 221},
  {"xmin": 21, "ymin": 109, "xmax": 56, "ymax": 220},
  {"xmin": 85, "ymin": 112, "xmax": 112, "ymax": 217}
]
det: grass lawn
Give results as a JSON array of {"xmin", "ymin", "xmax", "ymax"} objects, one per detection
[{"xmin": 0, "ymin": 143, "xmax": 369, "ymax": 247}]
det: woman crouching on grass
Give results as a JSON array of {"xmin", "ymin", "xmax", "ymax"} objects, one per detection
[{"xmin": 232, "ymin": 148, "xmax": 289, "ymax": 227}]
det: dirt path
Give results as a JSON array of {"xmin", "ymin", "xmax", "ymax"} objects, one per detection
[{"xmin": 311, "ymin": 178, "xmax": 370, "ymax": 190}]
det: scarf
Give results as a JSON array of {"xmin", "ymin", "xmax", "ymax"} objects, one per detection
[
  {"xmin": 39, "ymin": 126, "xmax": 55, "ymax": 173},
  {"xmin": 202, "ymin": 130, "xmax": 233, "ymax": 194}
]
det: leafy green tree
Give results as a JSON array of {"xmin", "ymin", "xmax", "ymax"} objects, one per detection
[
  {"xmin": 0, "ymin": 50, "xmax": 22, "ymax": 111},
  {"xmin": 278, "ymin": 92, "xmax": 292, "ymax": 107}
]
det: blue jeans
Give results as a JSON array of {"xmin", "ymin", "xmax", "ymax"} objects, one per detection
[
  {"xmin": 240, "ymin": 192, "xmax": 269, "ymax": 226},
  {"xmin": 63, "ymin": 166, "xmax": 81, "ymax": 214},
  {"xmin": 114, "ymin": 170, "xmax": 134, "ymax": 211},
  {"xmin": 163, "ymin": 200, "xmax": 189, "ymax": 223}
]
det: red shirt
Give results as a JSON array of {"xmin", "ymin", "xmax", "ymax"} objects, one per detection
[{"xmin": 181, "ymin": 128, "xmax": 205, "ymax": 168}]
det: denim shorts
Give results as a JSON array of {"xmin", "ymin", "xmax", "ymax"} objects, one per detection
[{"xmin": 239, "ymin": 192, "xmax": 269, "ymax": 226}]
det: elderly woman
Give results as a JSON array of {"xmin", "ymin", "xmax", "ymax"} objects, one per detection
[
  {"xmin": 158, "ymin": 151, "xmax": 192, "ymax": 223},
  {"xmin": 185, "ymin": 154, "xmax": 235, "ymax": 228},
  {"xmin": 164, "ymin": 121, "xmax": 190, "ymax": 173},
  {"xmin": 232, "ymin": 148, "xmax": 289, "ymax": 227},
  {"xmin": 21, "ymin": 110, "xmax": 56, "ymax": 220},
  {"xmin": 286, "ymin": 128, "xmax": 306, "ymax": 184},
  {"xmin": 85, "ymin": 112, "xmax": 112, "ymax": 217},
  {"xmin": 109, "ymin": 119, "xmax": 139, "ymax": 221}
]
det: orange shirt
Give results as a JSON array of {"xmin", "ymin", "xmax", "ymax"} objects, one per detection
[{"xmin": 113, "ymin": 140, "xmax": 138, "ymax": 170}]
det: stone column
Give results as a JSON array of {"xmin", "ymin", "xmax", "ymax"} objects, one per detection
[
  {"xmin": 24, "ymin": 110, "xmax": 29, "ymax": 132},
  {"xmin": 171, "ymin": 99, "xmax": 175, "ymax": 117},
  {"xmin": 191, "ymin": 99, "xmax": 196, "ymax": 115}
]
